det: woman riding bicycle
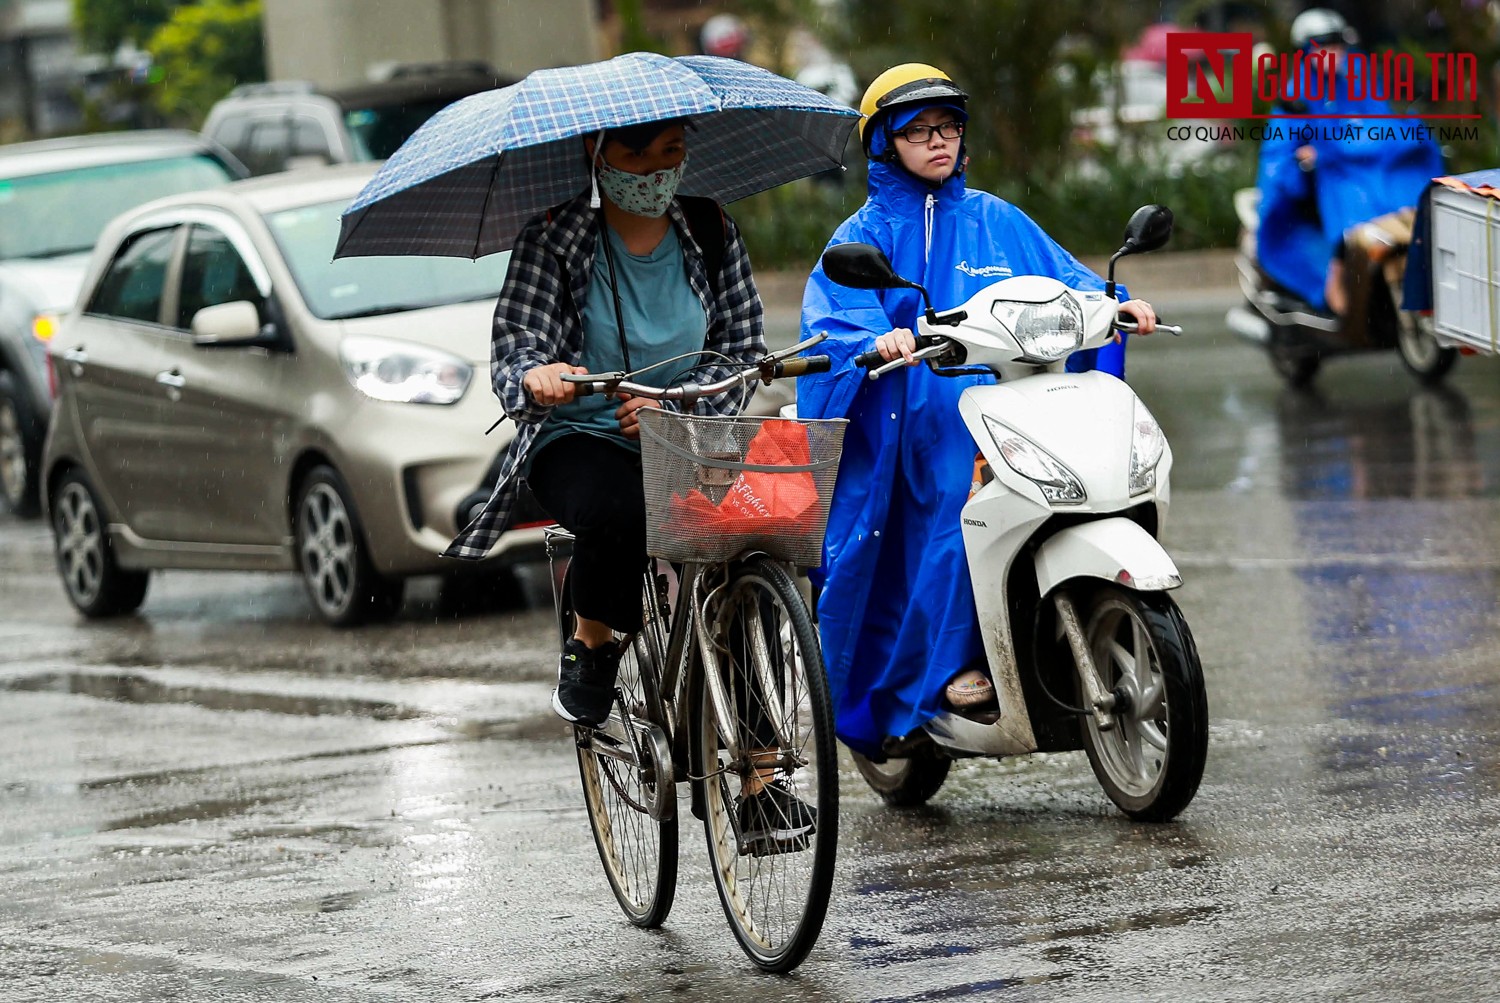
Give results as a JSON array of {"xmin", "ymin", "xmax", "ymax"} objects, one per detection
[{"xmin": 445, "ymin": 116, "xmax": 814, "ymax": 836}]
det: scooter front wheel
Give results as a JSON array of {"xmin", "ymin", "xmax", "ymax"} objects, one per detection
[{"xmin": 1077, "ymin": 586, "xmax": 1208, "ymax": 822}]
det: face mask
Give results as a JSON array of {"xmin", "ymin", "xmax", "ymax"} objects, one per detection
[{"xmin": 595, "ymin": 155, "xmax": 688, "ymax": 218}]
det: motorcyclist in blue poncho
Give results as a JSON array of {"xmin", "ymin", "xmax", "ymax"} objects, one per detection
[
  {"xmin": 797, "ymin": 63, "xmax": 1159, "ymax": 757},
  {"xmin": 1255, "ymin": 8, "xmax": 1444, "ymax": 314}
]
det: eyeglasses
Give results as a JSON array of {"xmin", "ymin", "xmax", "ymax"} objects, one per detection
[{"xmin": 893, "ymin": 120, "xmax": 964, "ymax": 144}]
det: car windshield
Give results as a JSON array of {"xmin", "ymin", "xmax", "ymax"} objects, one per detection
[
  {"xmin": 0, "ymin": 154, "xmax": 234, "ymax": 260},
  {"xmin": 343, "ymin": 99, "xmax": 457, "ymax": 161},
  {"xmin": 268, "ymin": 198, "xmax": 505, "ymax": 320}
]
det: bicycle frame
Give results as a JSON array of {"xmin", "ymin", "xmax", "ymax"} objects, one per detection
[{"xmin": 546, "ymin": 528, "xmax": 790, "ymax": 819}]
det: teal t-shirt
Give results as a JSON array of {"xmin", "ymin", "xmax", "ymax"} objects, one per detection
[{"xmin": 529, "ymin": 224, "xmax": 709, "ymax": 464}]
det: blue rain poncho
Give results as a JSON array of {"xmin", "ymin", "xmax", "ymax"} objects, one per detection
[
  {"xmin": 1256, "ymin": 61, "xmax": 1444, "ymax": 310},
  {"xmin": 798, "ymin": 159, "xmax": 1127, "ymax": 756}
]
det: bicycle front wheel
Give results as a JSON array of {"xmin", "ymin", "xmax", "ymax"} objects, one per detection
[
  {"xmin": 574, "ymin": 575, "xmax": 678, "ymax": 928},
  {"xmin": 693, "ymin": 556, "xmax": 837, "ymax": 972}
]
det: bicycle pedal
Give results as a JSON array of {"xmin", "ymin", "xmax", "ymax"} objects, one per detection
[{"xmin": 739, "ymin": 833, "xmax": 811, "ymax": 858}]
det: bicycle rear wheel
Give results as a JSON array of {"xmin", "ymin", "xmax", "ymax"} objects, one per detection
[
  {"xmin": 693, "ymin": 556, "xmax": 837, "ymax": 972},
  {"xmin": 571, "ymin": 569, "xmax": 678, "ymax": 927}
]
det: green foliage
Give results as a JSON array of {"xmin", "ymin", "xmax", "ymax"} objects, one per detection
[
  {"xmin": 733, "ymin": 171, "xmax": 869, "ymax": 271},
  {"xmin": 834, "ymin": 0, "xmax": 1154, "ymax": 182},
  {"xmin": 146, "ymin": 0, "xmax": 265, "ymax": 127},
  {"xmin": 995, "ymin": 145, "xmax": 1256, "ymax": 255},
  {"xmin": 731, "ymin": 142, "xmax": 1254, "ymax": 272},
  {"xmin": 73, "ymin": 0, "xmax": 180, "ymax": 53},
  {"xmin": 615, "ymin": 0, "xmax": 669, "ymax": 55}
]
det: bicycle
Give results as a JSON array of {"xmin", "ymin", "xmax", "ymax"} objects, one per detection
[{"xmin": 545, "ymin": 336, "xmax": 844, "ymax": 972}]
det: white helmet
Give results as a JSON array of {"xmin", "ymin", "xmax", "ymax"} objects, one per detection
[{"xmin": 1291, "ymin": 8, "xmax": 1357, "ymax": 48}]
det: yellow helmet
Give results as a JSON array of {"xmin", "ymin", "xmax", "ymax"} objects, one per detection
[{"xmin": 858, "ymin": 63, "xmax": 969, "ymax": 160}]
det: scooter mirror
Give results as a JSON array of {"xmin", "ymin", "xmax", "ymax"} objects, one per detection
[
  {"xmin": 1120, "ymin": 205, "xmax": 1174, "ymax": 255},
  {"xmin": 822, "ymin": 242, "xmax": 906, "ymax": 289}
]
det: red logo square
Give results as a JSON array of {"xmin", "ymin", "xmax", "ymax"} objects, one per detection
[{"xmin": 1167, "ymin": 32, "xmax": 1254, "ymax": 119}]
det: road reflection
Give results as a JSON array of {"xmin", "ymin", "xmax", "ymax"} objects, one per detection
[{"xmin": 1274, "ymin": 383, "xmax": 1500, "ymax": 798}]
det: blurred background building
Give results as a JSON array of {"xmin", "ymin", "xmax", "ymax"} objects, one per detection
[
  {"xmin": 261, "ymin": 0, "xmax": 598, "ymax": 89},
  {"xmin": 1, "ymin": 0, "xmax": 82, "ymax": 139}
]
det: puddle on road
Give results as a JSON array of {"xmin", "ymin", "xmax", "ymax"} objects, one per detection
[
  {"xmin": 100, "ymin": 794, "xmax": 281, "ymax": 832},
  {"xmin": 1, "ymin": 670, "xmax": 422, "ymax": 720},
  {"xmin": 291, "ymin": 889, "xmax": 371, "ymax": 914}
]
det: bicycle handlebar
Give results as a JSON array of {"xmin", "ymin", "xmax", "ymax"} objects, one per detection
[{"xmin": 558, "ymin": 335, "xmax": 831, "ymax": 400}]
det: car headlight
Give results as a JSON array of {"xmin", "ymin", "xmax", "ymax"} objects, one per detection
[
  {"xmin": 32, "ymin": 313, "xmax": 60, "ymax": 343},
  {"xmin": 339, "ymin": 335, "xmax": 472, "ymax": 405},
  {"xmin": 1128, "ymin": 399, "xmax": 1166, "ymax": 495},
  {"xmin": 991, "ymin": 292, "xmax": 1084, "ymax": 363},
  {"xmin": 983, "ymin": 416, "xmax": 1086, "ymax": 505}
]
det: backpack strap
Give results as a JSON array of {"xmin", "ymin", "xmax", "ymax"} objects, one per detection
[{"xmin": 676, "ymin": 195, "xmax": 727, "ymax": 299}]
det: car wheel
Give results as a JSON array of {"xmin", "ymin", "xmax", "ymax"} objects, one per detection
[
  {"xmin": 51, "ymin": 467, "xmax": 149, "ymax": 617},
  {"xmin": 294, "ymin": 465, "xmax": 404, "ymax": 627},
  {"xmin": 0, "ymin": 370, "xmax": 42, "ymax": 518}
]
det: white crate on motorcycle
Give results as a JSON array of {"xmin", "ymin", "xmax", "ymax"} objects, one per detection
[{"xmin": 1430, "ymin": 184, "xmax": 1500, "ymax": 354}]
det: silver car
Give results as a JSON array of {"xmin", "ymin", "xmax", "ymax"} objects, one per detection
[
  {"xmin": 0, "ymin": 131, "xmax": 245, "ymax": 517},
  {"xmin": 43, "ymin": 165, "xmax": 542, "ymax": 625}
]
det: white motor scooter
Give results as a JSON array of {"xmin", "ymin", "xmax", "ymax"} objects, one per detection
[{"xmin": 818, "ymin": 205, "xmax": 1208, "ymax": 822}]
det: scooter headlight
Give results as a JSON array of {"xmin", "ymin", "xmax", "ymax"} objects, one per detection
[
  {"xmin": 1128, "ymin": 399, "xmax": 1166, "ymax": 495},
  {"xmin": 991, "ymin": 292, "xmax": 1084, "ymax": 363},
  {"xmin": 983, "ymin": 416, "xmax": 1086, "ymax": 505}
]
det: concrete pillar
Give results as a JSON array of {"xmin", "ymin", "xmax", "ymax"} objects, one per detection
[{"xmin": 262, "ymin": 0, "xmax": 600, "ymax": 88}]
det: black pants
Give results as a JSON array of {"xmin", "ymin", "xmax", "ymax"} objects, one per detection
[
  {"xmin": 527, "ymin": 434, "xmax": 646, "ymax": 633},
  {"xmin": 529, "ymin": 433, "xmax": 777, "ymax": 751}
]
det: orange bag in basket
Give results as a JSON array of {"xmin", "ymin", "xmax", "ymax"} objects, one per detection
[{"xmin": 666, "ymin": 420, "xmax": 820, "ymax": 537}]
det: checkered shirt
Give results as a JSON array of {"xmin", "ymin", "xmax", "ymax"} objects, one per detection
[{"xmin": 444, "ymin": 193, "xmax": 767, "ymax": 560}]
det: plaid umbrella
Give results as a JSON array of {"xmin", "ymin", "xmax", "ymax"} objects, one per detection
[{"xmin": 334, "ymin": 52, "xmax": 860, "ymax": 259}]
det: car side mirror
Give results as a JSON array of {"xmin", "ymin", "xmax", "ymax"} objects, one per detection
[
  {"xmin": 821, "ymin": 242, "xmax": 906, "ymax": 290},
  {"xmin": 191, "ymin": 301, "xmax": 266, "ymax": 347},
  {"xmin": 1120, "ymin": 204, "xmax": 1174, "ymax": 255}
]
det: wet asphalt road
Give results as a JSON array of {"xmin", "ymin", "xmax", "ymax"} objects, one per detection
[{"xmin": 4, "ymin": 297, "xmax": 1500, "ymax": 1001}]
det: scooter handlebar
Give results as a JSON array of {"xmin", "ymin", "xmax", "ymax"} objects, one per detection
[{"xmin": 1116, "ymin": 318, "xmax": 1183, "ymax": 337}]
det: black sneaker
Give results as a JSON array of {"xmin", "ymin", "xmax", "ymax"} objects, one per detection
[
  {"xmin": 736, "ymin": 778, "xmax": 816, "ymax": 857},
  {"xmin": 551, "ymin": 638, "xmax": 621, "ymax": 728}
]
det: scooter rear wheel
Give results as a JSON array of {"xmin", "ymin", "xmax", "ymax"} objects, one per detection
[
  {"xmin": 852, "ymin": 743, "xmax": 951, "ymax": 807},
  {"xmin": 1395, "ymin": 307, "xmax": 1456, "ymax": 385},
  {"xmin": 1269, "ymin": 342, "xmax": 1321, "ymax": 388},
  {"xmin": 1077, "ymin": 586, "xmax": 1208, "ymax": 822}
]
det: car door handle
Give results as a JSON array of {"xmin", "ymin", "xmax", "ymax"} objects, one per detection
[
  {"xmin": 155, "ymin": 371, "xmax": 186, "ymax": 389},
  {"xmin": 61, "ymin": 347, "xmax": 88, "ymax": 378}
]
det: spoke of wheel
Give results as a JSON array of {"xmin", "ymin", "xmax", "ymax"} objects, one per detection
[
  {"xmin": 1137, "ymin": 674, "xmax": 1167, "ymax": 719},
  {"xmin": 1138, "ymin": 720, "xmax": 1170, "ymax": 752},
  {"xmin": 1108, "ymin": 638, "xmax": 1135, "ymax": 681},
  {"xmin": 709, "ymin": 574, "xmax": 819, "ymax": 957}
]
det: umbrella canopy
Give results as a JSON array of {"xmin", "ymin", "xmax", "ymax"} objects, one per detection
[{"xmin": 334, "ymin": 52, "xmax": 860, "ymax": 260}]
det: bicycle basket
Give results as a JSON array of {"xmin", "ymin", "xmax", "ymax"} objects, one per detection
[{"xmin": 637, "ymin": 408, "xmax": 846, "ymax": 565}]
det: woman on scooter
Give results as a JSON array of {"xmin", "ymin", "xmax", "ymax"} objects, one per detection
[
  {"xmin": 798, "ymin": 63, "xmax": 1158, "ymax": 758},
  {"xmin": 1255, "ymin": 8, "xmax": 1444, "ymax": 315}
]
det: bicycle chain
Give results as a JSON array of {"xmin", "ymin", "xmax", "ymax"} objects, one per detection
[
  {"xmin": 599, "ymin": 749, "xmax": 653, "ymax": 816},
  {"xmin": 593, "ymin": 705, "xmax": 655, "ymax": 816}
]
